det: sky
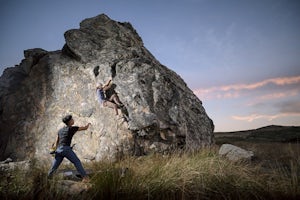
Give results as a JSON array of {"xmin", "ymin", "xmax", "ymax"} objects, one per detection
[{"xmin": 1, "ymin": 0, "xmax": 300, "ymax": 132}]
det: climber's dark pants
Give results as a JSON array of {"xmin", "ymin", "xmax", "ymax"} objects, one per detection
[{"xmin": 48, "ymin": 146, "xmax": 87, "ymax": 177}]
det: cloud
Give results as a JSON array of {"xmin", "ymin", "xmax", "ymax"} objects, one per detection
[
  {"xmin": 246, "ymin": 89, "xmax": 299, "ymax": 106},
  {"xmin": 232, "ymin": 112, "xmax": 300, "ymax": 122},
  {"xmin": 257, "ymin": 90, "xmax": 299, "ymax": 101},
  {"xmin": 277, "ymin": 101, "xmax": 300, "ymax": 114},
  {"xmin": 194, "ymin": 75, "xmax": 300, "ymax": 129},
  {"xmin": 232, "ymin": 100, "xmax": 300, "ymax": 122},
  {"xmin": 193, "ymin": 75, "xmax": 300, "ymax": 100}
]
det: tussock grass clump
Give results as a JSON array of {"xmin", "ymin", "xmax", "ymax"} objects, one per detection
[
  {"xmin": 0, "ymin": 160, "xmax": 60, "ymax": 200},
  {"xmin": 1, "ymin": 146, "xmax": 300, "ymax": 199}
]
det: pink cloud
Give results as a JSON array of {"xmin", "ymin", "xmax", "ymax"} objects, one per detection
[
  {"xmin": 232, "ymin": 113, "xmax": 300, "ymax": 122},
  {"xmin": 258, "ymin": 90, "xmax": 298, "ymax": 100},
  {"xmin": 193, "ymin": 75, "xmax": 300, "ymax": 100},
  {"xmin": 246, "ymin": 89, "xmax": 299, "ymax": 106}
]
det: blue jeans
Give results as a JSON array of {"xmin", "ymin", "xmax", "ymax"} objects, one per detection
[{"xmin": 48, "ymin": 146, "xmax": 87, "ymax": 177}]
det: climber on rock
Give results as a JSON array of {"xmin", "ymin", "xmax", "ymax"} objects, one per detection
[
  {"xmin": 48, "ymin": 114, "xmax": 91, "ymax": 182},
  {"xmin": 96, "ymin": 78, "xmax": 123, "ymax": 115}
]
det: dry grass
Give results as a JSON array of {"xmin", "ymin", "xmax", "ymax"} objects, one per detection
[
  {"xmin": 1, "ymin": 144, "xmax": 299, "ymax": 199},
  {"xmin": 84, "ymin": 145, "xmax": 300, "ymax": 199}
]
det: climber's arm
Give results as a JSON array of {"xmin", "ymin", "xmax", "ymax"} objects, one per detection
[
  {"xmin": 104, "ymin": 78, "xmax": 112, "ymax": 87},
  {"xmin": 103, "ymin": 79, "xmax": 112, "ymax": 91},
  {"xmin": 78, "ymin": 123, "xmax": 91, "ymax": 131}
]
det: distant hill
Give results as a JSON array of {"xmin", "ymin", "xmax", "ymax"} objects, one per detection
[{"xmin": 214, "ymin": 125, "xmax": 300, "ymax": 144}]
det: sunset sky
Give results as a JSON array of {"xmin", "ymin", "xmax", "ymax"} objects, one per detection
[{"xmin": 1, "ymin": 0, "xmax": 299, "ymax": 131}]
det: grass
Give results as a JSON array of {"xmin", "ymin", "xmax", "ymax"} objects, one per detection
[{"xmin": 1, "ymin": 144, "xmax": 299, "ymax": 200}]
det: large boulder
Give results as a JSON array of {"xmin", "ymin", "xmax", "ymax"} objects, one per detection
[
  {"xmin": 219, "ymin": 144, "xmax": 254, "ymax": 161},
  {"xmin": 0, "ymin": 14, "xmax": 214, "ymax": 162}
]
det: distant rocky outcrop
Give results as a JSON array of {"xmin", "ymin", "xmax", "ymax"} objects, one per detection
[{"xmin": 0, "ymin": 14, "xmax": 214, "ymax": 162}]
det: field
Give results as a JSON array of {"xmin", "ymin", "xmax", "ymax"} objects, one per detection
[{"xmin": 1, "ymin": 125, "xmax": 299, "ymax": 199}]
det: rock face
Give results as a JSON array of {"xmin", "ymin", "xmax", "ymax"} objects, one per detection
[{"xmin": 0, "ymin": 14, "xmax": 214, "ymax": 162}]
